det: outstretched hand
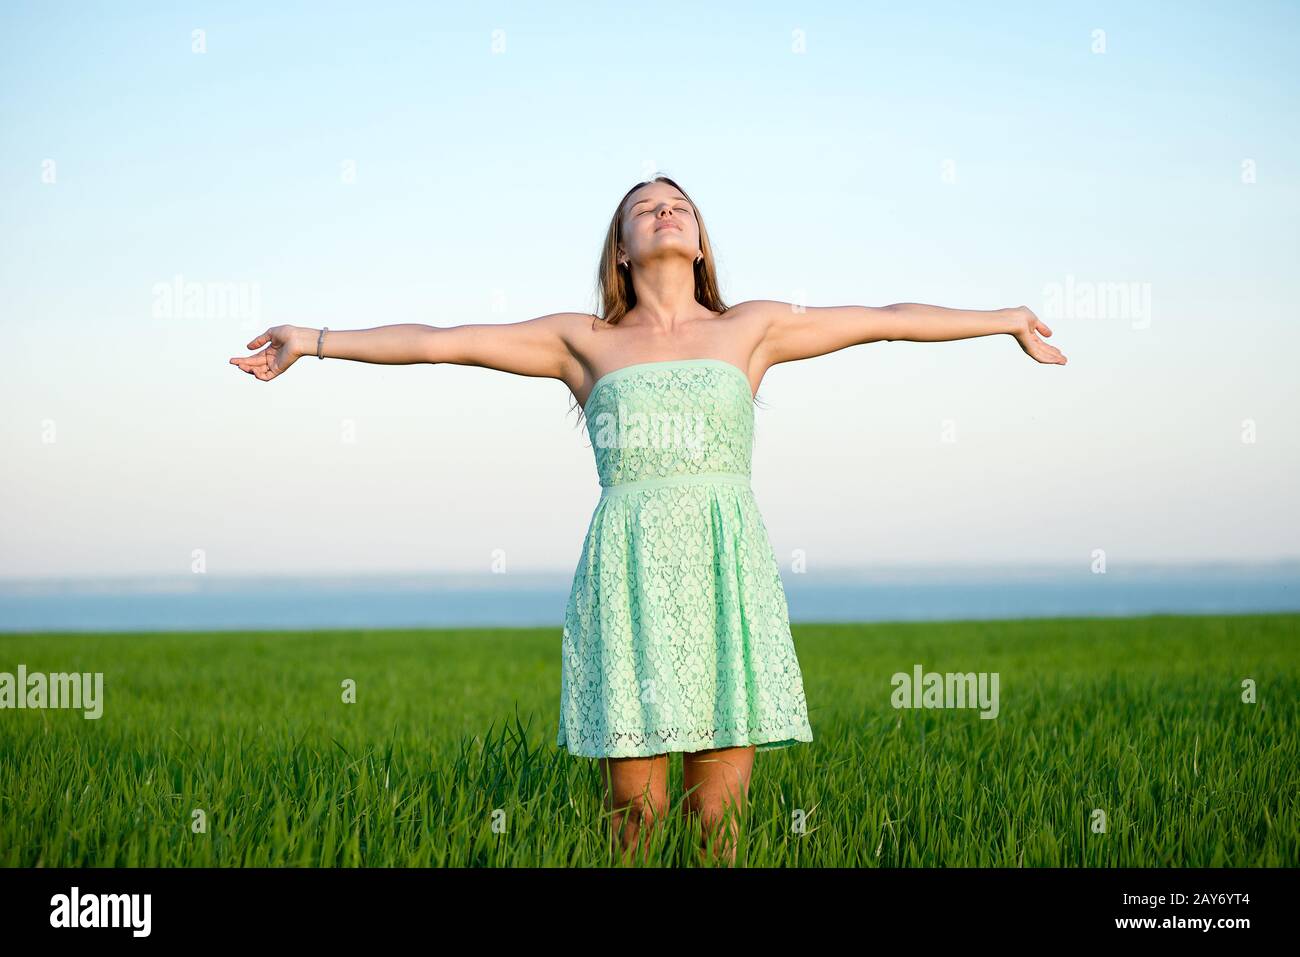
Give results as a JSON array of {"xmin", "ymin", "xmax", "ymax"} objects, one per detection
[
  {"xmin": 1011, "ymin": 307, "xmax": 1067, "ymax": 365},
  {"xmin": 229, "ymin": 325, "xmax": 304, "ymax": 381}
]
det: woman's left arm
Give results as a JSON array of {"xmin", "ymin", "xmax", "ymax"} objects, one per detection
[{"xmin": 746, "ymin": 300, "xmax": 1067, "ymax": 368}]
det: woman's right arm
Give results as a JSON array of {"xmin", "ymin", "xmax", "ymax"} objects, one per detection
[{"xmin": 230, "ymin": 314, "xmax": 586, "ymax": 384}]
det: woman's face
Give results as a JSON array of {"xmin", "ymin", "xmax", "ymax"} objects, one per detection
[{"xmin": 619, "ymin": 182, "xmax": 701, "ymax": 268}]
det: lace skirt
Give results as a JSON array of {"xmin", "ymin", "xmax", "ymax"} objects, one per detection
[{"xmin": 556, "ymin": 474, "xmax": 815, "ymax": 759}]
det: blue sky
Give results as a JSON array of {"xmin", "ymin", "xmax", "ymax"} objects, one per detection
[{"xmin": 2, "ymin": 0, "xmax": 1297, "ymax": 578}]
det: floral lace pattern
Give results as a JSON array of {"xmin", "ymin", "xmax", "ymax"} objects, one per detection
[
  {"xmin": 557, "ymin": 360, "xmax": 815, "ymax": 758},
  {"xmin": 583, "ymin": 360, "xmax": 753, "ymax": 486}
]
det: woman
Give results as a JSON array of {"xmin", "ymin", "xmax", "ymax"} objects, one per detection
[{"xmin": 230, "ymin": 175, "xmax": 1067, "ymax": 866}]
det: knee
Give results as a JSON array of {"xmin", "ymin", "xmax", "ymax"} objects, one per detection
[
  {"xmin": 683, "ymin": 790, "xmax": 746, "ymax": 833},
  {"xmin": 633, "ymin": 793, "xmax": 671, "ymax": 826},
  {"xmin": 611, "ymin": 787, "xmax": 668, "ymax": 826}
]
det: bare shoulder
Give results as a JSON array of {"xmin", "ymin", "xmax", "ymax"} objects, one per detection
[
  {"xmin": 533, "ymin": 308, "xmax": 601, "ymax": 347},
  {"xmin": 526, "ymin": 310, "xmax": 600, "ymax": 331},
  {"xmin": 718, "ymin": 300, "xmax": 795, "ymax": 372},
  {"xmin": 721, "ymin": 299, "xmax": 796, "ymax": 341},
  {"xmin": 720, "ymin": 299, "xmax": 786, "ymax": 324},
  {"xmin": 548, "ymin": 309, "xmax": 605, "ymax": 349},
  {"xmin": 483, "ymin": 309, "xmax": 598, "ymax": 348},
  {"xmin": 548, "ymin": 311, "xmax": 606, "ymax": 384}
]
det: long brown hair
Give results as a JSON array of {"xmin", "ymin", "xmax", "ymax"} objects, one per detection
[{"xmin": 593, "ymin": 175, "xmax": 728, "ymax": 325}]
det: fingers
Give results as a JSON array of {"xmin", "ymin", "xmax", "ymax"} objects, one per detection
[
  {"xmin": 245, "ymin": 330, "xmax": 271, "ymax": 349},
  {"xmin": 229, "ymin": 350, "xmax": 278, "ymax": 379},
  {"xmin": 231, "ymin": 354, "xmax": 265, "ymax": 372},
  {"xmin": 1022, "ymin": 323, "xmax": 1066, "ymax": 364},
  {"xmin": 1024, "ymin": 333, "xmax": 1067, "ymax": 365}
]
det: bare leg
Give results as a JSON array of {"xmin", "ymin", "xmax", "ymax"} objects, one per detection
[
  {"xmin": 599, "ymin": 753, "xmax": 669, "ymax": 864},
  {"xmin": 681, "ymin": 745, "xmax": 755, "ymax": 866}
]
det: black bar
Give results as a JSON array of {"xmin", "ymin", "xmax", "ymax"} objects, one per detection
[{"xmin": 0, "ymin": 866, "xmax": 1283, "ymax": 941}]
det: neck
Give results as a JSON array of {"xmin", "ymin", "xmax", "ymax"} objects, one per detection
[{"xmin": 628, "ymin": 257, "xmax": 701, "ymax": 330}]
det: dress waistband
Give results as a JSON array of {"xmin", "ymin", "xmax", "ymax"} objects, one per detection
[{"xmin": 600, "ymin": 472, "xmax": 751, "ymax": 498}]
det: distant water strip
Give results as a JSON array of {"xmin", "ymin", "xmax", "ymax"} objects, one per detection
[{"xmin": 0, "ymin": 563, "xmax": 1295, "ymax": 633}]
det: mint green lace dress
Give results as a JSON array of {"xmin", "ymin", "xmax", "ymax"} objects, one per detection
[{"xmin": 557, "ymin": 358, "xmax": 815, "ymax": 759}]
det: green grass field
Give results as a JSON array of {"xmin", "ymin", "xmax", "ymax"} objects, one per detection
[{"xmin": 1, "ymin": 614, "xmax": 1296, "ymax": 867}]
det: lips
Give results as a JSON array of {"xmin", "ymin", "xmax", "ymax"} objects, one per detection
[{"xmin": 655, "ymin": 221, "xmax": 681, "ymax": 231}]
